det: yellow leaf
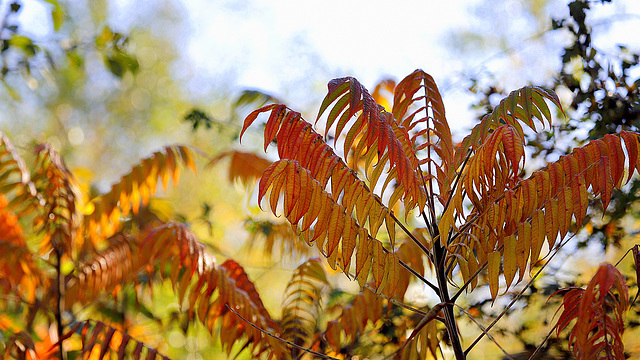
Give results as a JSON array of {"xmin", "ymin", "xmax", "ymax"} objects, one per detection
[
  {"xmin": 530, "ymin": 210, "xmax": 545, "ymax": 270},
  {"xmin": 385, "ymin": 213, "xmax": 396, "ymax": 249},
  {"xmin": 383, "ymin": 253, "xmax": 400, "ymax": 298},
  {"xmin": 503, "ymin": 235, "xmax": 516, "ymax": 290},
  {"xmin": 327, "ymin": 206, "xmax": 343, "ymax": 257},
  {"xmin": 341, "ymin": 218, "xmax": 357, "ymax": 273},
  {"xmin": 356, "ymin": 229, "xmax": 371, "ymax": 286},
  {"xmin": 488, "ymin": 251, "xmax": 501, "ymax": 301},
  {"xmin": 372, "ymin": 241, "xmax": 385, "ymax": 291},
  {"xmin": 437, "ymin": 201, "xmax": 455, "ymax": 246},
  {"xmin": 458, "ymin": 257, "xmax": 469, "ymax": 283},
  {"xmin": 516, "ymin": 222, "xmax": 531, "ymax": 282}
]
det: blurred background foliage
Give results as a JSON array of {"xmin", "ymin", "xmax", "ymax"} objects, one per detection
[
  {"xmin": 1, "ymin": 0, "xmax": 640, "ymax": 358},
  {"xmin": 451, "ymin": 0, "xmax": 640, "ymax": 358}
]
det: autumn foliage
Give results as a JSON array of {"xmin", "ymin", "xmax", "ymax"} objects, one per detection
[
  {"xmin": 238, "ymin": 69, "xmax": 639, "ymax": 359},
  {"xmin": 1, "ymin": 68, "xmax": 640, "ymax": 360}
]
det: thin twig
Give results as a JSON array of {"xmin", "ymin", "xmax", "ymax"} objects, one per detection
[
  {"xmin": 527, "ymin": 325, "xmax": 556, "ymax": 360},
  {"xmin": 446, "ymin": 214, "xmax": 480, "ymax": 246},
  {"xmin": 456, "ymin": 304, "xmax": 514, "ymax": 360},
  {"xmin": 418, "ymin": 97, "xmax": 438, "ymax": 229},
  {"xmin": 421, "ymin": 211, "xmax": 434, "ymax": 238},
  {"xmin": 440, "ymin": 148, "xmax": 473, "ymax": 226},
  {"xmin": 614, "ymin": 246, "xmax": 634, "ymax": 267},
  {"xmin": 364, "ymin": 284, "xmax": 425, "ymax": 315},
  {"xmin": 226, "ymin": 304, "xmax": 340, "ymax": 360},
  {"xmin": 375, "ymin": 233, "xmax": 440, "ymax": 295},
  {"xmin": 464, "ymin": 234, "xmax": 576, "ymax": 355},
  {"xmin": 398, "ymin": 258, "xmax": 439, "ymax": 295},
  {"xmin": 419, "ymin": 169, "xmax": 437, "ymax": 230},
  {"xmin": 389, "ymin": 211, "xmax": 432, "ymax": 258}
]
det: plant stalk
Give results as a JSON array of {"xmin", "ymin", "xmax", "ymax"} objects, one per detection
[
  {"xmin": 433, "ymin": 237, "xmax": 465, "ymax": 360},
  {"xmin": 54, "ymin": 245, "xmax": 66, "ymax": 360}
]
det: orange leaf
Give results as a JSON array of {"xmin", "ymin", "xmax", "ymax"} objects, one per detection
[
  {"xmin": 341, "ymin": 218, "xmax": 356, "ymax": 273},
  {"xmin": 515, "ymin": 222, "xmax": 530, "ymax": 282},
  {"xmin": 544, "ymin": 199, "xmax": 559, "ymax": 249},
  {"xmin": 325, "ymin": 320, "xmax": 342, "ymax": 351},
  {"xmin": 383, "ymin": 253, "xmax": 400, "ymax": 297},
  {"xmin": 98, "ymin": 327, "xmax": 116, "ymax": 360},
  {"xmin": 208, "ymin": 150, "xmax": 272, "ymax": 185},
  {"xmin": 595, "ymin": 141, "xmax": 614, "ymax": 211},
  {"xmin": 326, "ymin": 206, "xmax": 344, "ymax": 257}
]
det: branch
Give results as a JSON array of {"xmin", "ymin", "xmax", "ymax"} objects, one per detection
[
  {"xmin": 226, "ymin": 304, "xmax": 340, "ymax": 360},
  {"xmin": 376, "ymin": 235, "xmax": 439, "ymax": 294},
  {"xmin": 441, "ymin": 148, "xmax": 473, "ymax": 232},
  {"xmin": 614, "ymin": 246, "xmax": 634, "ymax": 267},
  {"xmin": 526, "ymin": 324, "xmax": 556, "ymax": 360},
  {"xmin": 398, "ymin": 258, "xmax": 439, "ymax": 295},
  {"xmin": 455, "ymin": 304, "xmax": 514, "ymax": 360},
  {"xmin": 363, "ymin": 284, "xmax": 443, "ymax": 320},
  {"xmin": 463, "ymin": 234, "xmax": 576, "ymax": 355},
  {"xmin": 395, "ymin": 302, "xmax": 447, "ymax": 356},
  {"xmin": 389, "ymin": 211, "xmax": 432, "ymax": 259}
]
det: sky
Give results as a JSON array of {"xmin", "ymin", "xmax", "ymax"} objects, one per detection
[
  {"xmin": 177, "ymin": 0, "xmax": 640, "ymax": 134},
  {"xmin": 19, "ymin": 0, "xmax": 640, "ymax": 135}
]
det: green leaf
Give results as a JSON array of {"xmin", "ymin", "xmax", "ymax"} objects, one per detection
[
  {"xmin": 43, "ymin": 0, "xmax": 64, "ymax": 31},
  {"xmin": 105, "ymin": 55, "xmax": 123, "ymax": 78},
  {"xmin": 1, "ymin": 79, "xmax": 21, "ymax": 101},
  {"xmin": 8, "ymin": 35, "xmax": 36, "ymax": 56}
]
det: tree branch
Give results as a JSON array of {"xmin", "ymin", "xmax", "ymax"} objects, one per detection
[
  {"xmin": 226, "ymin": 304, "xmax": 340, "ymax": 360},
  {"xmin": 455, "ymin": 304, "xmax": 514, "ymax": 360},
  {"xmin": 464, "ymin": 234, "xmax": 575, "ymax": 355}
]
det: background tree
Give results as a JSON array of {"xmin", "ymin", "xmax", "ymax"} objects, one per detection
[
  {"xmin": 2, "ymin": 0, "xmax": 640, "ymax": 359},
  {"xmin": 461, "ymin": 1, "xmax": 640, "ymax": 355}
]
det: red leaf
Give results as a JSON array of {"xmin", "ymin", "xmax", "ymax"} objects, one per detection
[
  {"xmin": 602, "ymin": 134, "xmax": 625, "ymax": 188},
  {"xmin": 239, "ymin": 104, "xmax": 278, "ymax": 143},
  {"xmin": 118, "ymin": 334, "xmax": 131, "ymax": 360},
  {"xmin": 621, "ymin": 131, "xmax": 640, "ymax": 181},
  {"xmin": 553, "ymin": 263, "xmax": 629, "ymax": 360},
  {"xmin": 98, "ymin": 327, "xmax": 116, "ymax": 360}
]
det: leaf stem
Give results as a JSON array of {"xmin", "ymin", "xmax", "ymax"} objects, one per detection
[
  {"xmin": 389, "ymin": 211, "xmax": 432, "ymax": 258},
  {"xmin": 455, "ymin": 304, "xmax": 514, "ymax": 360},
  {"xmin": 55, "ymin": 246, "xmax": 66, "ymax": 360},
  {"xmin": 526, "ymin": 325, "xmax": 556, "ymax": 360},
  {"xmin": 376, "ymin": 243, "xmax": 439, "ymax": 295},
  {"xmin": 463, "ymin": 234, "xmax": 575, "ymax": 355},
  {"xmin": 398, "ymin": 258, "xmax": 439, "ymax": 295},
  {"xmin": 440, "ymin": 148, "xmax": 473, "ymax": 225},
  {"xmin": 226, "ymin": 304, "xmax": 340, "ymax": 360}
]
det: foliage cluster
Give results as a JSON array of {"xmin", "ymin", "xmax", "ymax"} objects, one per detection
[{"xmin": 2, "ymin": 1, "xmax": 640, "ymax": 360}]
